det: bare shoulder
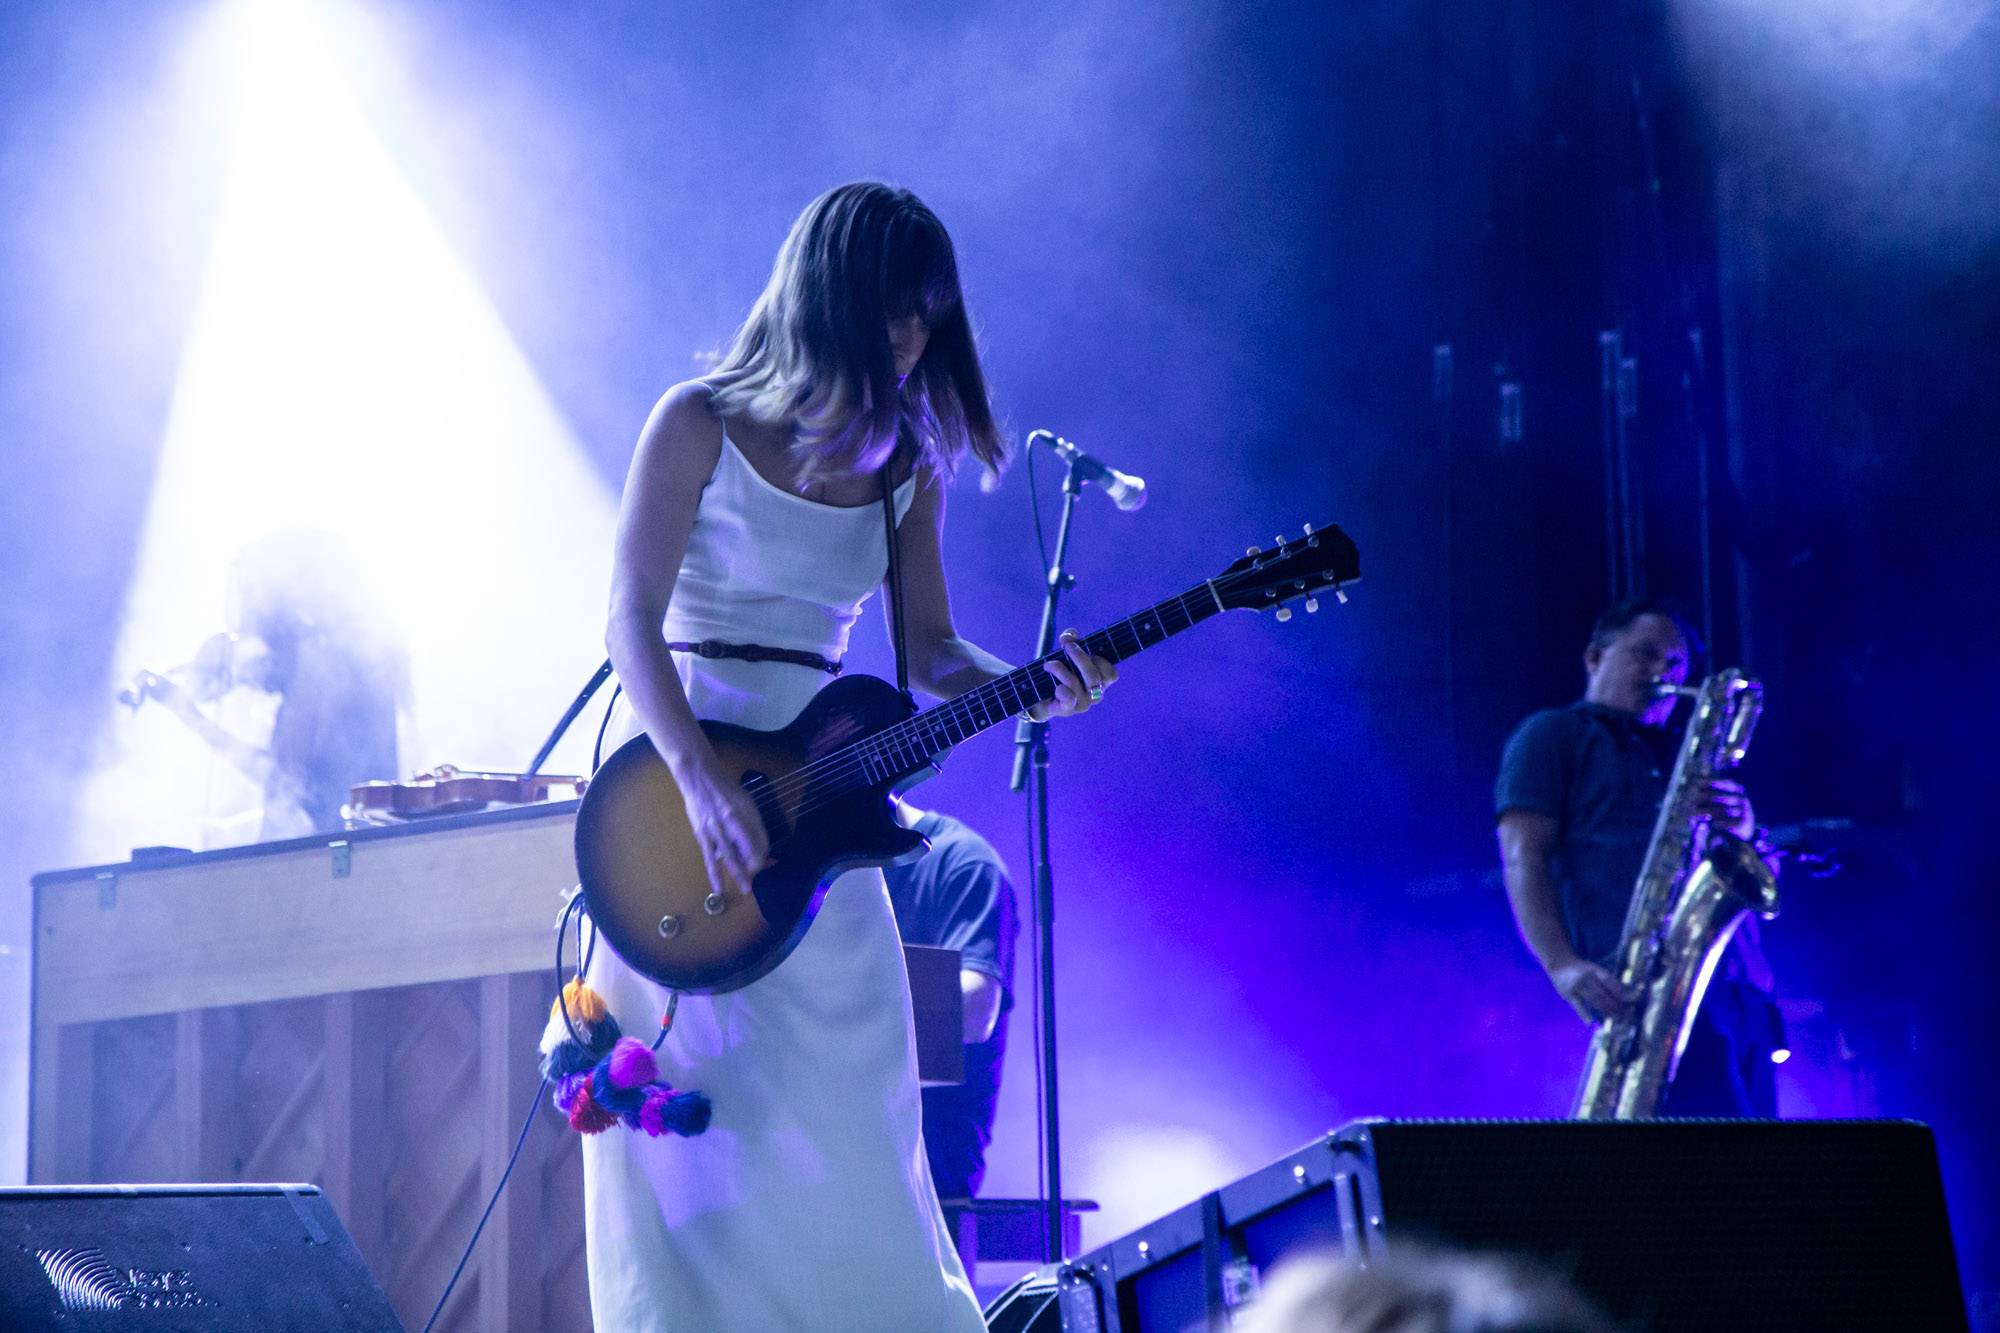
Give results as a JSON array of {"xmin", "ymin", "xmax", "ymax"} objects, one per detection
[
  {"xmin": 640, "ymin": 379, "xmax": 724, "ymax": 457},
  {"xmin": 614, "ymin": 383, "xmax": 723, "ymax": 596},
  {"xmin": 616, "ymin": 380, "xmax": 724, "ymax": 536}
]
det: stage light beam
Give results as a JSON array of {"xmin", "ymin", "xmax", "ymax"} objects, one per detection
[{"xmin": 82, "ymin": 0, "xmax": 617, "ymax": 857}]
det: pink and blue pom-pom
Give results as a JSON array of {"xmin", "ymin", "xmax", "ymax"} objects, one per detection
[{"xmin": 540, "ymin": 984, "xmax": 709, "ymax": 1138}]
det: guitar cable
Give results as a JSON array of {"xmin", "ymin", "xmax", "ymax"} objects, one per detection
[
  {"xmin": 523, "ymin": 658, "xmax": 616, "ymax": 777},
  {"xmin": 419, "ymin": 1072, "xmax": 546, "ymax": 1333},
  {"xmin": 418, "ymin": 895, "xmax": 581, "ymax": 1333}
]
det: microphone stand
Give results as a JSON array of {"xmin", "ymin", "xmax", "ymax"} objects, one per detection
[{"xmin": 1010, "ymin": 453, "xmax": 1086, "ymax": 1265}]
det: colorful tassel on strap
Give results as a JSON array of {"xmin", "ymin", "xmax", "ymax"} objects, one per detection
[{"xmin": 539, "ymin": 981, "xmax": 710, "ymax": 1139}]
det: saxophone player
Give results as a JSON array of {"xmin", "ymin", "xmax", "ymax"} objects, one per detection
[{"xmin": 1495, "ymin": 598, "xmax": 1782, "ymax": 1116}]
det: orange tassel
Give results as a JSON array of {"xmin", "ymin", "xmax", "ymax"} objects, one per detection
[{"xmin": 553, "ymin": 978, "xmax": 608, "ymax": 1027}]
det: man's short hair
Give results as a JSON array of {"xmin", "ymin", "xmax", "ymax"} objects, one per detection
[{"xmin": 1588, "ymin": 596, "xmax": 1705, "ymax": 663}]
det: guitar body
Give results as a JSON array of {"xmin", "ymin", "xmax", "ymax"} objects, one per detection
[
  {"xmin": 574, "ymin": 519, "xmax": 1360, "ymax": 994},
  {"xmin": 574, "ymin": 673, "xmax": 929, "ymax": 994}
]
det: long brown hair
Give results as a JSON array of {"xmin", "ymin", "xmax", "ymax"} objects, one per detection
[{"xmin": 707, "ymin": 182, "xmax": 1004, "ymax": 480}]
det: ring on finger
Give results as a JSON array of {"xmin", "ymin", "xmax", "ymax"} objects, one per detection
[{"xmin": 1089, "ymin": 685, "xmax": 1105, "ymax": 701}]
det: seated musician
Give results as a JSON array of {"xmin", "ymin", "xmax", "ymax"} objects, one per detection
[{"xmin": 886, "ymin": 800, "xmax": 1020, "ymax": 1201}]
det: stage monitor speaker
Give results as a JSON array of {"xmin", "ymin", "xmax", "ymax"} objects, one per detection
[
  {"xmin": 1053, "ymin": 1119, "xmax": 1966, "ymax": 1333},
  {"xmin": 0, "ymin": 1184, "xmax": 401, "ymax": 1332}
]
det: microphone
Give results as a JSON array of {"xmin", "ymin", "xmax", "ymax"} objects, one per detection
[{"xmin": 1028, "ymin": 430, "xmax": 1148, "ymax": 511}]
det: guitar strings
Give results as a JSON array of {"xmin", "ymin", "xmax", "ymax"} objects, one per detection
[
  {"xmin": 734, "ymin": 560, "xmax": 1310, "ymax": 824},
  {"xmin": 736, "ymin": 532, "xmax": 1344, "ymax": 820},
  {"xmin": 763, "ymin": 577, "xmax": 1220, "ymax": 802},
  {"xmin": 739, "ymin": 561, "xmax": 1306, "ymax": 818},
  {"xmin": 752, "ymin": 548, "xmax": 1328, "ymax": 816},
  {"xmin": 747, "ymin": 616, "xmax": 1133, "ymax": 807},
  {"xmin": 743, "ymin": 584, "xmax": 1214, "ymax": 817},
  {"xmin": 720, "ymin": 556, "xmax": 1344, "ymax": 852}
]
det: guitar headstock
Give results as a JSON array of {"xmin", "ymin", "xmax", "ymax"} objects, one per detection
[{"xmin": 1215, "ymin": 522, "xmax": 1360, "ymax": 620}]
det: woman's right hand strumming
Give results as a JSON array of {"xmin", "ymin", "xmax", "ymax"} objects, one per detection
[
  {"xmin": 675, "ymin": 754, "xmax": 773, "ymax": 898},
  {"xmin": 605, "ymin": 382, "xmax": 771, "ymax": 901}
]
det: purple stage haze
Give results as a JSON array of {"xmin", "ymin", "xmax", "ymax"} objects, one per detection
[{"xmin": 1, "ymin": 0, "xmax": 1993, "ymax": 1303}]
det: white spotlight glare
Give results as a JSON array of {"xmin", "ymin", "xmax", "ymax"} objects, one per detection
[{"xmin": 83, "ymin": 0, "xmax": 616, "ymax": 860}]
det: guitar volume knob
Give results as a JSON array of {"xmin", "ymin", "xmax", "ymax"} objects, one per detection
[
  {"xmin": 657, "ymin": 915, "xmax": 683, "ymax": 938},
  {"xmin": 703, "ymin": 893, "xmax": 728, "ymax": 916}
]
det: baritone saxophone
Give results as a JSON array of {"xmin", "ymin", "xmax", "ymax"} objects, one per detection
[{"xmin": 1572, "ymin": 670, "xmax": 1781, "ymax": 1120}]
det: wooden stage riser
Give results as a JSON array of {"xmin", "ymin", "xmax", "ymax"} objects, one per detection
[
  {"xmin": 28, "ymin": 804, "xmax": 963, "ymax": 1329},
  {"xmin": 44, "ymin": 978, "xmax": 590, "ymax": 1332}
]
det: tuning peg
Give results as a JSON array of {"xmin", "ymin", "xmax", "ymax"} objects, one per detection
[
  {"xmin": 1275, "ymin": 607, "xmax": 1292, "ymax": 622},
  {"xmin": 1334, "ymin": 588, "xmax": 1349, "ymax": 604},
  {"xmin": 1303, "ymin": 522, "xmax": 1314, "ymax": 534},
  {"xmin": 1246, "ymin": 545, "xmax": 1261, "ymax": 556},
  {"xmin": 1274, "ymin": 535, "xmax": 1286, "ymax": 549},
  {"xmin": 1305, "ymin": 597, "xmax": 1319, "ymax": 613}
]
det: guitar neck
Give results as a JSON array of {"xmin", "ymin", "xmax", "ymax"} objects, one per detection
[{"xmin": 854, "ymin": 578, "xmax": 1229, "ymax": 783}]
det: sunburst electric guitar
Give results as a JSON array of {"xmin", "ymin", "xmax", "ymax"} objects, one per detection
[{"xmin": 574, "ymin": 522, "xmax": 1360, "ymax": 993}]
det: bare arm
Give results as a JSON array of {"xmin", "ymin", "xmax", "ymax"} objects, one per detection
[
  {"xmin": 889, "ymin": 473, "xmax": 1013, "ymax": 696},
  {"xmin": 1497, "ymin": 809, "xmax": 1633, "ymax": 1022},
  {"xmin": 604, "ymin": 382, "xmax": 769, "ymax": 896},
  {"xmin": 961, "ymin": 970, "xmax": 1004, "ymax": 1045},
  {"xmin": 134, "ymin": 672, "xmax": 274, "ymax": 786},
  {"xmin": 888, "ymin": 473, "xmax": 1113, "ymax": 715},
  {"xmin": 1497, "ymin": 810, "xmax": 1574, "ymax": 972}
]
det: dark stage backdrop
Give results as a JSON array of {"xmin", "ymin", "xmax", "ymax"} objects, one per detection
[{"xmin": 2, "ymin": 0, "xmax": 1993, "ymax": 1300}]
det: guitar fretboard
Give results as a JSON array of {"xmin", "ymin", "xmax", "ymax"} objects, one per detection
[{"xmin": 849, "ymin": 578, "xmax": 1228, "ymax": 786}]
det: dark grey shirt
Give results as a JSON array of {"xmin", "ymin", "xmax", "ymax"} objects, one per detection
[{"xmin": 1495, "ymin": 701, "xmax": 1676, "ymax": 965}]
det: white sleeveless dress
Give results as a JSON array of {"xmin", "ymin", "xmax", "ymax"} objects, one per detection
[{"xmin": 581, "ymin": 434, "xmax": 985, "ymax": 1332}]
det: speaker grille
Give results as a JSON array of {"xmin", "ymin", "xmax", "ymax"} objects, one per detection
[{"xmin": 33, "ymin": 1247, "xmax": 134, "ymax": 1312}]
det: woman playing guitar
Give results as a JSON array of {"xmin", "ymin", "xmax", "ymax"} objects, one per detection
[{"xmin": 584, "ymin": 181, "xmax": 1114, "ymax": 1331}]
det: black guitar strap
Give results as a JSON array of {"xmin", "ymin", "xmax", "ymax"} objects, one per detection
[{"xmin": 880, "ymin": 453, "xmax": 911, "ymax": 700}]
